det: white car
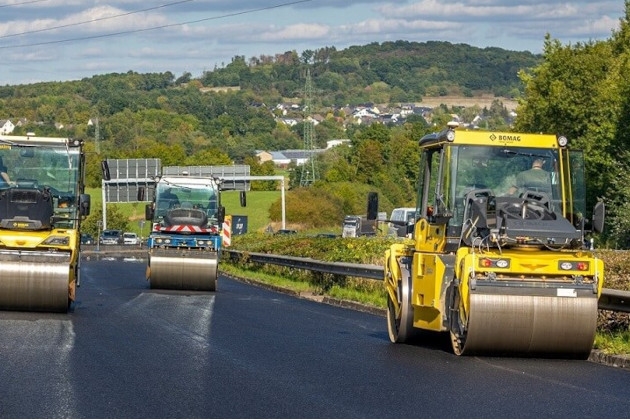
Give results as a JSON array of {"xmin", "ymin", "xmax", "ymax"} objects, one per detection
[{"xmin": 123, "ymin": 232, "xmax": 140, "ymax": 245}]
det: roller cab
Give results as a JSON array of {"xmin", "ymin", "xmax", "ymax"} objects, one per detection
[
  {"xmin": 143, "ymin": 175, "xmax": 224, "ymax": 291},
  {"xmin": 385, "ymin": 124, "xmax": 605, "ymax": 357},
  {"xmin": 0, "ymin": 135, "xmax": 89, "ymax": 312}
]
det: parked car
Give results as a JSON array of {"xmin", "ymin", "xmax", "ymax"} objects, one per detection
[
  {"xmin": 100, "ymin": 229, "xmax": 124, "ymax": 245},
  {"xmin": 80, "ymin": 233, "xmax": 94, "ymax": 245},
  {"xmin": 123, "ymin": 232, "xmax": 140, "ymax": 245},
  {"xmin": 274, "ymin": 229, "xmax": 297, "ymax": 235}
]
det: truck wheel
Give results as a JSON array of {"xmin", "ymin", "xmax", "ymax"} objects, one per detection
[{"xmin": 387, "ymin": 262, "xmax": 414, "ymax": 343}]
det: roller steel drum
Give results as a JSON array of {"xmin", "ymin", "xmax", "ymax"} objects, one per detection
[
  {"xmin": 0, "ymin": 251, "xmax": 71, "ymax": 312},
  {"xmin": 460, "ymin": 286, "xmax": 598, "ymax": 356},
  {"xmin": 148, "ymin": 248, "xmax": 218, "ymax": 291}
]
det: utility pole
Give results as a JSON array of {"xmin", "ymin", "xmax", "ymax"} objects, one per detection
[
  {"xmin": 95, "ymin": 116, "xmax": 100, "ymax": 154},
  {"xmin": 300, "ymin": 67, "xmax": 317, "ymax": 187}
]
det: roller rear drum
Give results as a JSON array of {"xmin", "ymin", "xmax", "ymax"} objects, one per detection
[{"xmin": 148, "ymin": 249, "xmax": 218, "ymax": 291}]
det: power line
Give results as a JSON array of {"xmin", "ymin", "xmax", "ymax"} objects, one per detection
[
  {"xmin": 0, "ymin": 0, "xmax": 48, "ymax": 9},
  {"xmin": 0, "ymin": 0, "xmax": 194, "ymax": 40},
  {"xmin": 0, "ymin": 0, "xmax": 314, "ymax": 50}
]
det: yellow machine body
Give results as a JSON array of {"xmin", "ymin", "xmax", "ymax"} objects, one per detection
[
  {"xmin": 385, "ymin": 125, "xmax": 604, "ymax": 356},
  {"xmin": 0, "ymin": 135, "xmax": 89, "ymax": 312}
]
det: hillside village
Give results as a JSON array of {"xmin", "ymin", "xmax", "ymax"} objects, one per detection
[
  {"xmin": 259, "ymin": 99, "xmax": 516, "ymax": 167},
  {"xmin": 1, "ymin": 97, "xmax": 516, "ymax": 168}
]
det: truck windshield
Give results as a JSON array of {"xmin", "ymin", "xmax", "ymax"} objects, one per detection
[
  {"xmin": 1, "ymin": 147, "xmax": 80, "ymax": 193},
  {"xmin": 447, "ymin": 145, "xmax": 563, "ymax": 225},
  {"xmin": 0, "ymin": 146, "xmax": 81, "ymax": 227},
  {"xmin": 154, "ymin": 182, "xmax": 219, "ymax": 222},
  {"xmin": 453, "ymin": 145, "xmax": 560, "ymax": 197}
]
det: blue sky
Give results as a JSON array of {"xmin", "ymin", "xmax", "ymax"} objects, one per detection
[{"xmin": 0, "ymin": 0, "xmax": 624, "ymax": 85}]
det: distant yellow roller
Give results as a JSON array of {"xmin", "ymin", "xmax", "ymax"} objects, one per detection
[{"xmin": 0, "ymin": 134, "xmax": 90, "ymax": 313}]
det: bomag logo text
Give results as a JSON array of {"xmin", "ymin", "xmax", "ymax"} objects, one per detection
[
  {"xmin": 12, "ymin": 222, "xmax": 30, "ymax": 228},
  {"xmin": 496, "ymin": 134, "xmax": 521, "ymax": 141}
]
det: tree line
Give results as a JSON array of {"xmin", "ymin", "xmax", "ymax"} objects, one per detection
[{"xmin": 2, "ymin": 25, "xmax": 629, "ymax": 246}]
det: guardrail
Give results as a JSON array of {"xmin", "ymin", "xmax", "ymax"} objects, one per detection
[{"xmin": 222, "ymin": 249, "xmax": 630, "ymax": 313}]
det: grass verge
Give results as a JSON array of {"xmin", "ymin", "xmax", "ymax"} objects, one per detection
[
  {"xmin": 594, "ymin": 331, "xmax": 630, "ymax": 355},
  {"xmin": 220, "ymin": 263, "xmax": 313, "ymax": 293},
  {"xmin": 221, "ymin": 261, "xmax": 386, "ymax": 309}
]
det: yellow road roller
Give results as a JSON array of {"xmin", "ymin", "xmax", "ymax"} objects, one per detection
[
  {"xmin": 0, "ymin": 135, "xmax": 90, "ymax": 312},
  {"xmin": 384, "ymin": 123, "xmax": 605, "ymax": 357}
]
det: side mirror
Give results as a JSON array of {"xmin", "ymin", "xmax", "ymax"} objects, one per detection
[
  {"xmin": 79, "ymin": 194, "xmax": 91, "ymax": 216},
  {"xmin": 145, "ymin": 203, "xmax": 154, "ymax": 221},
  {"xmin": 217, "ymin": 205, "xmax": 225, "ymax": 225},
  {"xmin": 367, "ymin": 192, "xmax": 378, "ymax": 220},
  {"xmin": 240, "ymin": 191, "xmax": 247, "ymax": 207},
  {"xmin": 137, "ymin": 186, "xmax": 145, "ymax": 201},
  {"xmin": 592, "ymin": 201, "xmax": 605, "ymax": 234},
  {"xmin": 101, "ymin": 160, "xmax": 111, "ymax": 181}
]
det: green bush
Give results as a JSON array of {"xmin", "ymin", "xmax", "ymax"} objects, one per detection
[{"xmin": 267, "ymin": 182, "xmax": 395, "ymax": 229}]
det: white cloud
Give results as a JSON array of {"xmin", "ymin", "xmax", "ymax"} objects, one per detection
[{"xmin": 0, "ymin": 0, "xmax": 624, "ymax": 84}]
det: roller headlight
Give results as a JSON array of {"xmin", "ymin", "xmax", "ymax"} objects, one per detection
[
  {"xmin": 43, "ymin": 236, "xmax": 70, "ymax": 246},
  {"xmin": 557, "ymin": 135, "xmax": 568, "ymax": 147}
]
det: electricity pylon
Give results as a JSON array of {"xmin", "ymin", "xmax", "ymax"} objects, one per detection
[{"xmin": 299, "ymin": 68, "xmax": 318, "ymax": 187}]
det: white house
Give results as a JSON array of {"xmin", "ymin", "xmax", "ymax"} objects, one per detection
[
  {"xmin": 270, "ymin": 151, "xmax": 291, "ymax": 167},
  {"xmin": 0, "ymin": 120, "xmax": 15, "ymax": 134},
  {"xmin": 326, "ymin": 139, "xmax": 351, "ymax": 149}
]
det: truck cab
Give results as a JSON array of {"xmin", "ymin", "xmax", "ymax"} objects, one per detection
[
  {"xmin": 389, "ymin": 207, "xmax": 417, "ymax": 237},
  {"xmin": 142, "ymin": 175, "xmax": 225, "ymax": 291}
]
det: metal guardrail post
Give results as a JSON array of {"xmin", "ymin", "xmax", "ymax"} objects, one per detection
[
  {"xmin": 223, "ymin": 249, "xmax": 384, "ymax": 280},
  {"xmin": 599, "ymin": 288, "xmax": 630, "ymax": 312}
]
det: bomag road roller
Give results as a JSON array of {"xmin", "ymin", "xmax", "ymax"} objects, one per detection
[
  {"xmin": 385, "ymin": 122, "xmax": 605, "ymax": 357},
  {"xmin": 141, "ymin": 174, "xmax": 225, "ymax": 291},
  {"xmin": 0, "ymin": 134, "xmax": 90, "ymax": 312}
]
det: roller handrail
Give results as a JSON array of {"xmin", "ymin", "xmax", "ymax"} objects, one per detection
[{"xmin": 222, "ymin": 249, "xmax": 630, "ymax": 313}]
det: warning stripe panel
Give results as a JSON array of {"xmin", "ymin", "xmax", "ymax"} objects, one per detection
[
  {"xmin": 222, "ymin": 219, "xmax": 232, "ymax": 247},
  {"xmin": 157, "ymin": 225, "xmax": 219, "ymax": 233}
]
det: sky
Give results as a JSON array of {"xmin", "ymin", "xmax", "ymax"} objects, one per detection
[{"xmin": 0, "ymin": 0, "xmax": 625, "ymax": 86}]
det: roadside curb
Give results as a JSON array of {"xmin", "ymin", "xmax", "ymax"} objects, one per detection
[{"xmin": 588, "ymin": 350, "xmax": 630, "ymax": 369}]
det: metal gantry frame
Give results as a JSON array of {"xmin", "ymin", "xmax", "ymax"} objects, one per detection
[
  {"xmin": 101, "ymin": 173, "xmax": 287, "ymax": 231},
  {"xmin": 220, "ymin": 175, "xmax": 286, "ymax": 230}
]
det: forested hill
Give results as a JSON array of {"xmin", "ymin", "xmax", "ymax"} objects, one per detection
[
  {"xmin": 0, "ymin": 40, "xmax": 540, "ymax": 193},
  {"xmin": 0, "ymin": 40, "xmax": 540, "ymax": 107},
  {"xmin": 201, "ymin": 40, "xmax": 541, "ymax": 102}
]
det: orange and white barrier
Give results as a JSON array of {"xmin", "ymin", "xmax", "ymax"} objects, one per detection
[{"xmin": 222, "ymin": 215, "xmax": 232, "ymax": 247}]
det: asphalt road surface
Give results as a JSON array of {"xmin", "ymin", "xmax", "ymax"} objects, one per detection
[{"xmin": 0, "ymin": 257, "xmax": 629, "ymax": 418}]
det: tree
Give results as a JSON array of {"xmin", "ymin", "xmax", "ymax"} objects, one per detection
[
  {"xmin": 187, "ymin": 148, "xmax": 233, "ymax": 166},
  {"xmin": 243, "ymin": 156, "xmax": 277, "ymax": 191},
  {"xmin": 514, "ymin": 35, "xmax": 619, "ymax": 218},
  {"xmin": 82, "ymin": 205, "xmax": 130, "ymax": 237},
  {"xmin": 512, "ymin": 2, "xmax": 630, "ymax": 246}
]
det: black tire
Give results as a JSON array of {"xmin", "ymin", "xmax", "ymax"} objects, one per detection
[{"xmin": 387, "ymin": 262, "xmax": 414, "ymax": 343}]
